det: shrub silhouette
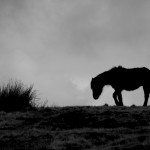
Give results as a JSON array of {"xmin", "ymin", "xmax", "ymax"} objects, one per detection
[{"xmin": 0, "ymin": 80, "xmax": 37, "ymax": 112}]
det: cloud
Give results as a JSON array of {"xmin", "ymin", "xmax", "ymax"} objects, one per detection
[
  {"xmin": 62, "ymin": 0, "xmax": 150, "ymax": 51},
  {"xmin": 0, "ymin": 0, "xmax": 150, "ymax": 106}
]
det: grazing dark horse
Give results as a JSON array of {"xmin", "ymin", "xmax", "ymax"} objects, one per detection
[{"xmin": 91, "ymin": 66, "xmax": 150, "ymax": 106}]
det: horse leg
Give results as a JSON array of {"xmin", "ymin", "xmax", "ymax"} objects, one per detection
[
  {"xmin": 143, "ymin": 86, "xmax": 149, "ymax": 106},
  {"xmin": 117, "ymin": 91, "xmax": 124, "ymax": 106},
  {"xmin": 113, "ymin": 91, "xmax": 120, "ymax": 106}
]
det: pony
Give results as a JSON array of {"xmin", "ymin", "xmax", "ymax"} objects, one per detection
[{"xmin": 91, "ymin": 66, "xmax": 150, "ymax": 106}]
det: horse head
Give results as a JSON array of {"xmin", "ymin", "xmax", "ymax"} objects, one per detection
[{"xmin": 91, "ymin": 77, "xmax": 104, "ymax": 100}]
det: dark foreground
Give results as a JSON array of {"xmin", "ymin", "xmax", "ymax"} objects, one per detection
[{"xmin": 0, "ymin": 106, "xmax": 150, "ymax": 150}]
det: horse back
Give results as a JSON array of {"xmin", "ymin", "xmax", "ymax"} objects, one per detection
[
  {"xmin": 116, "ymin": 67, "xmax": 150, "ymax": 79},
  {"xmin": 110, "ymin": 67, "xmax": 150, "ymax": 90}
]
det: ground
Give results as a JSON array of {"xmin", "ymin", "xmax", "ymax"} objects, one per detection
[{"xmin": 0, "ymin": 106, "xmax": 150, "ymax": 150}]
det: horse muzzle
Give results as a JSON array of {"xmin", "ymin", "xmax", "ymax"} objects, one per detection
[{"xmin": 93, "ymin": 95, "xmax": 99, "ymax": 100}]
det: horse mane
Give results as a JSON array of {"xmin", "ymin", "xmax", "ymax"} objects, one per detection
[
  {"xmin": 108, "ymin": 65, "xmax": 124, "ymax": 72},
  {"xmin": 95, "ymin": 66, "xmax": 124, "ymax": 79}
]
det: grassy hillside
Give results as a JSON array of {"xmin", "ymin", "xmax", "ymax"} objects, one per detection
[{"xmin": 0, "ymin": 106, "xmax": 150, "ymax": 150}]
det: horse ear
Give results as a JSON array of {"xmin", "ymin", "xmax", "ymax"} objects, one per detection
[{"xmin": 91, "ymin": 78, "xmax": 94, "ymax": 83}]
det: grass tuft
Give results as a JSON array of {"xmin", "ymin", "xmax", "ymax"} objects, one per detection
[{"xmin": 0, "ymin": 80, "xmax": 38, "ymax": 112}]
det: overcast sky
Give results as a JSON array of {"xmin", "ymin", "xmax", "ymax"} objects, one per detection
[{"xmin": 0, "ymin": 0, "xmax": 150, "ymax": 106}]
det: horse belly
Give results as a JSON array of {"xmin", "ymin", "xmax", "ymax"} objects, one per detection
[
  {"xmin": 124, "ymin": 85, "xmax": 141, "ymax": 91},
  {"xmin": 122, "ymin": 80, "xmax": 141, "ymax": 91}
]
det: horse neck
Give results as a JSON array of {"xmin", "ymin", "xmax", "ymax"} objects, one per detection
[{"xmin": 98, "ymin": 71, "xmax": 111, "ymax": 87}]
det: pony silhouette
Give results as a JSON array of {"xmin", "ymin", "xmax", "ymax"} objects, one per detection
[{"xmin": 91, "ymin": 66, "xmax": 150, "ymax": 106}]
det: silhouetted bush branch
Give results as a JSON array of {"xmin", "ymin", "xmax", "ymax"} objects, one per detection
[{"xmin": 0, "ymin": 80, "xmax": 38, "ymax": 112}]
